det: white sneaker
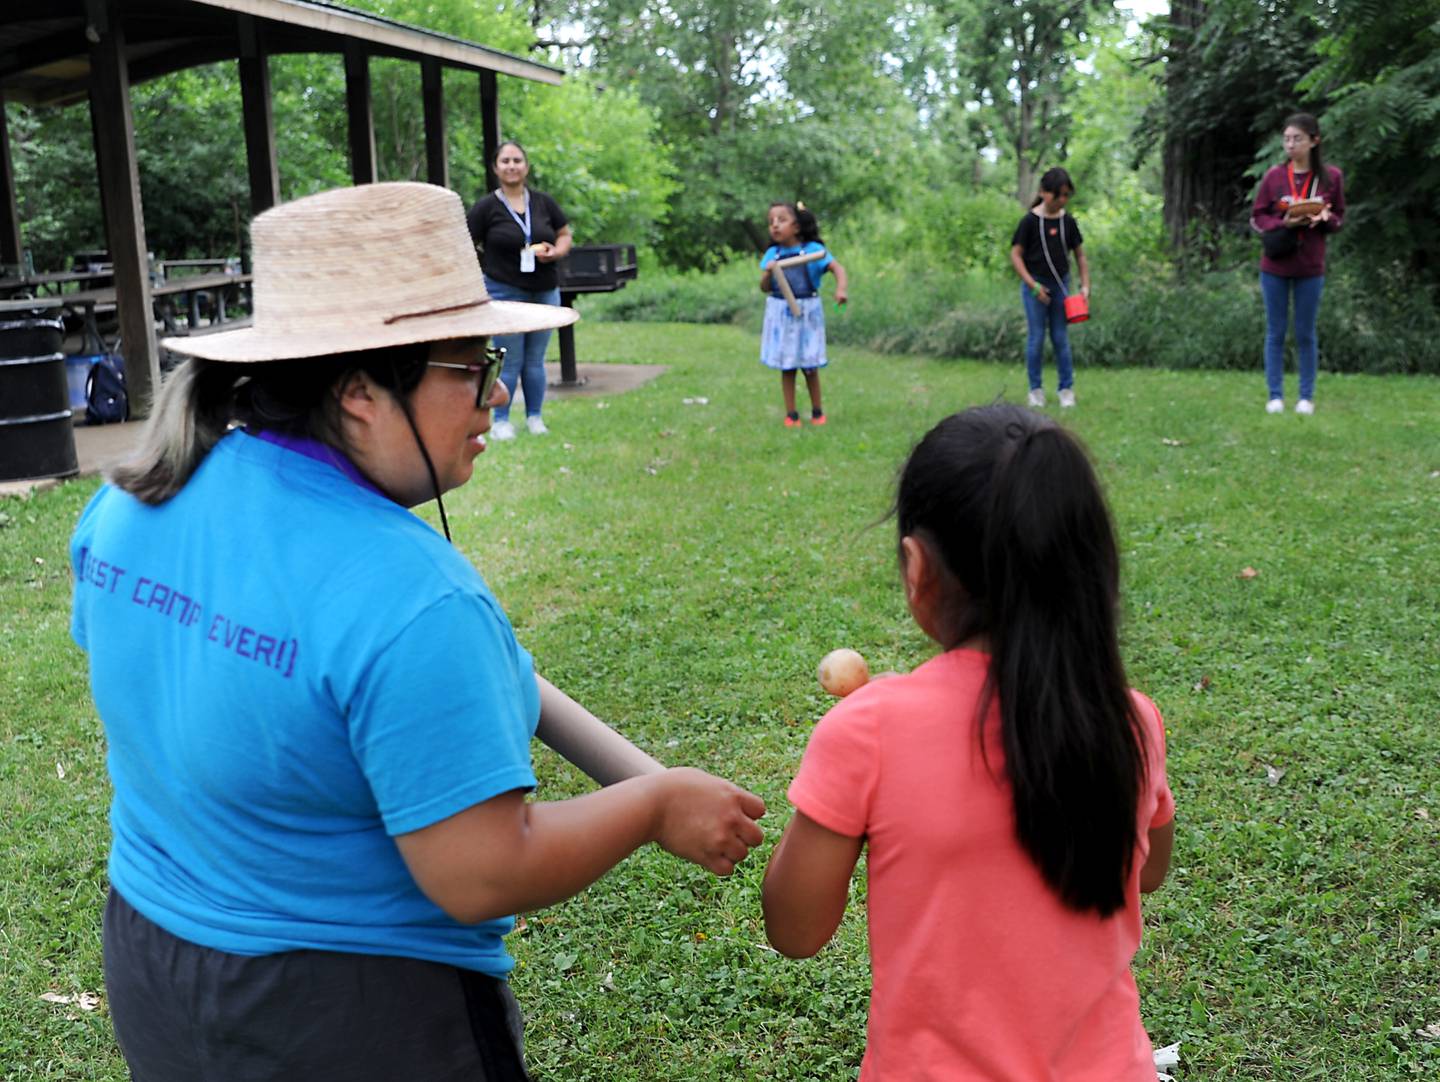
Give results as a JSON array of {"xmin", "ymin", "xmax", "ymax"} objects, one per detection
[
  {"xmin": 490, "ymin": 420, "xmax": 516, "ymax": 441},
  {"xmin": 1058, "ymin": 389, "xmax": 1076, "ymax": 409},
  {"xmin": 1295, "ymin": 399, "xmax": 1315, "ymax": 415},
  {"xmin": 525, "ymin": 415, "xmax": 549, "ymax": 435},
  {"xmin": 1265, "ymin": 399, "xmax": 1285, "ymax": 415},
  {"xmin": 1027, "ymin": 389, "xmax": 1046, "ymax": 408}
]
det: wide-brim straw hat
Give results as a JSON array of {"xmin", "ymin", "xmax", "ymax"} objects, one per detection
[{"xmin": 162, "ymin": 182, "xmax": 577, "ymax": 363}]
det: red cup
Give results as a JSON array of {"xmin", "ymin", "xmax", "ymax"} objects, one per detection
[{"xmin": 1064, "ymin": 293, "xmax": 1089, "ymax": 323}]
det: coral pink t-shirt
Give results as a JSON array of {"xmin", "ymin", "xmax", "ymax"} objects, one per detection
[{"xmin": 788, "ymin": 649, "xmax": 1174, "ymax": 1082}]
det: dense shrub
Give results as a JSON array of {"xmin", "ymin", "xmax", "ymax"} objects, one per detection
[{"xmin": 583, "ymin": 219, "xmax": 1440, "ymax": 377}]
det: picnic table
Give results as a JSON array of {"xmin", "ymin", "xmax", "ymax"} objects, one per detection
[
  {"xmin": 0, "ymin": 273, "xmax": 252, "ymax": 342},
  {"xmin": 0, "ymin": 268, "xmax": 117, "ymax": 298}
]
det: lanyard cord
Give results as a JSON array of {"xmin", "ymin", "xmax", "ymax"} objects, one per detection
[
  {"xmin": 1286, "ymin": 163, "xmax": 1315, "ymax": 202},
  {"xmin": 1038, "ymin": 214, "xmax": 1069, "ymax": 298}
]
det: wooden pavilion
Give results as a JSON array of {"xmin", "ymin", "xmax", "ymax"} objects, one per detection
[{"xmin": 0, "ymin": 0, "xmax": 564, "ymax": 415}]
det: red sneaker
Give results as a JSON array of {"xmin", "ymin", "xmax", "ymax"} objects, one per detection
[
  {"xmin": 810, "ymin": 412, "xmax": 827, "ymax": 426},
  {"xmin": 783, "ymin": 414, "xmax": 803, "ymax": 427}
]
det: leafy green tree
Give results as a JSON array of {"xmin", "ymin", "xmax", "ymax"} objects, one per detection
[
  {"xmin": 532, "ymin": 0, "xmax": 919, "ymax": 265},
  {"xmin": 480, "ymin": 74, "xmax": 679, "ymax": 248},
  {"xmin": 1299, "ymin": 0, "xmax": 1440, "ymax": 282},
  {"xmin": 1138, "ymin": 0, "xmax": 1322, "ymax": 259},
  {"xmin": 941, "ymin": 0, "xmax": 1114, "ymax": 204},
  {"xmin": 7, "ymin": 103, "xmax": 103, "ymax": 270}
]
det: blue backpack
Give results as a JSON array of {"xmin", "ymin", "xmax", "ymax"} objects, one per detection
[{"xmin": 85, "ymin": 350, "xmax": 129, "ymax": 424}]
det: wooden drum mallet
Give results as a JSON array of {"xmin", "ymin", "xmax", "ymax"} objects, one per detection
[{"xmin": 767, "ymin": 249, "xmax": 827, "ymax": 317}]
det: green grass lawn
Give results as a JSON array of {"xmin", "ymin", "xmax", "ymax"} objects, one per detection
[{"xmin": 3, "ymin": 322, "xmax": 1438, "ymax": 1079}]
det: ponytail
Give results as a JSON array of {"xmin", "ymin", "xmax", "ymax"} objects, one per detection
[
  {"xmin": 896, "ymin": 405, "xmax": 1147, "ymax": 916},
  {"xmin": 109, "ymin": 359, "xmax": 244, "ymax": 505}
]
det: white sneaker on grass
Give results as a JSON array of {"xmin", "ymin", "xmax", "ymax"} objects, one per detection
[
  {"xmin": 1027, "ymin": 389, "xmax": 1046, "ymax": 408},
  {"xmin": 1265, "ymin": 398, "xmax": 1285, "ymax": 415},
  {"xmin": 1058, "ymin": 389, "xmax": 1076, "ymax": 409},
  {"xmin": 491, "ymin": 420, "xmax": 517, "ymax": 441},
  {"xmin": 1295, "ymin": 399, "xmax": 1315, "ymax": 415},
  {"xmin": 526, "ymin": 415, "xmax": 549, "ymax": 435}
]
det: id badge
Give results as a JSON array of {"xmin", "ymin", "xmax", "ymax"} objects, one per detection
[{"xmin": 519, "ymin": 246, "xmax": 536, "ymax": 273}]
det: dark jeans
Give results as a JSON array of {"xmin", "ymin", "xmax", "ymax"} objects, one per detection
[{"xmin": 103, "ymin": 889, "xmax": 529, "ymax": 1082}]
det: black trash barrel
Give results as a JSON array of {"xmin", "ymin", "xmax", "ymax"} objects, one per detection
[{"xmin": 0, "ymin": 315, "xmax": 79, "ymax": 482}]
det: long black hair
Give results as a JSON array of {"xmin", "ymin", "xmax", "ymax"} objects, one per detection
[
  {"xmin": 1282, "ymin": 113, "xmax": 1328, "ymax": 193},
  {"xmin": 1029, "ymin": 167, "xmax": 1075, "ymax": 209},
  {"xmin": 895, "ymin": 404, "xmax": 1147, "ymax": 917}
]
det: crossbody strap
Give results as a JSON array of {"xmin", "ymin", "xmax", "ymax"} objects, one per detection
[{"xmin": 1038, "ymin": 213, "xmax": 1069, "ymax": 298}]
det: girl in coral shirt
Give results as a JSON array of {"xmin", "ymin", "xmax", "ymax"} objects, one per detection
[{"xmin": 764, "ymin": 404, "xmax": 1174, "ymax": 1081}]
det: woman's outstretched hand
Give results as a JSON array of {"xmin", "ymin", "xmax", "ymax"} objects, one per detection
[{"xmin": 652, "ymin": 767, "xmax": 766, "ymax": 876}]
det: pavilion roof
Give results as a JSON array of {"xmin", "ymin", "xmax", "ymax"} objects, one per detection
[{"xmin": 0, "ymin": 0, "xmax": 562, "ymax": 107}]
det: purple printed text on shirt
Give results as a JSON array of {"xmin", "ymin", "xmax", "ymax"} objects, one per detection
[{"xmin": 77, "ymin": 544, "xmax": 299, "ymax": 679}]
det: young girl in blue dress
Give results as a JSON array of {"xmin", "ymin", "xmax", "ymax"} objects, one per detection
[{"xmin": 759, "ymin": 202, "xmax": 849, "ymax": 427}]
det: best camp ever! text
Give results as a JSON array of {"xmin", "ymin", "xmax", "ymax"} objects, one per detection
[{"xmin": 76, "ymin": 546, "xmax": 299, "ymax": 679}]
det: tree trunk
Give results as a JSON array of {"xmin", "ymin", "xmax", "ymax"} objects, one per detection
[{"xmin": 1162, "ymin": 0, "xmax": 1205, "ymax": 253}]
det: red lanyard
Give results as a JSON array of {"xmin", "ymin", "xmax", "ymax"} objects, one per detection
[{"xmin": 1286, "ymin": 163, "xmax": 1314, "ymax": 202}]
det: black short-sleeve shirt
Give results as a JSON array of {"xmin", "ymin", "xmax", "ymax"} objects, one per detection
[
  {"xmin": 466, "ymin": 188, "xmax": 570, "ymax": 291},
  {"xmin": 1011, "ymin": 212, "xmax": 1083, "ymax": 283}
]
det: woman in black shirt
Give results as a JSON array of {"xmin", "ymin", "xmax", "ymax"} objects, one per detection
[{"xmin": 467, "ymin": 141, "xmax": 573, "ymax": 439}]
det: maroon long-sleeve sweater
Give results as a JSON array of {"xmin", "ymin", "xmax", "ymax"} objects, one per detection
[{"xmin": 1251, "ymin": 163, "xmax": 1346, "ymax": 278}]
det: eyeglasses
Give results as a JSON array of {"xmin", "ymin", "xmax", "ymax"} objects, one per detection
[{"xmin": 427, "ymin": 346, "xmax": 506, "ymax": 407}]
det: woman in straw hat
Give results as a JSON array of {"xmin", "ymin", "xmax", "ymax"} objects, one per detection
[{"xmin": 71, "ymin": 182, "xmax": 764, "ymax": 1081}]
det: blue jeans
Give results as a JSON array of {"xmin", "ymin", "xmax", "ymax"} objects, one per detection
[
  {"xmin": 1260, "ymin": 272, "xmax": 1325, "ymax": 401},
  {"xmin": 483, "ymin": 277, "xmax": 561, "ymax": 421},
  {"xmin": 1021, "ymin": 277, "xmax": 1074, "ymax": 392}
]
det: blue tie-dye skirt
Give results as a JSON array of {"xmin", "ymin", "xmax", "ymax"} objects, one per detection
[{"xmin": 760, "ymin": 295, "xmax": 829, "ymax": 370}]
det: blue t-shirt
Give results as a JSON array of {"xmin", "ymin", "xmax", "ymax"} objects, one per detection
[
  {"xmin": 70, "ymin": 430, "xmax": 539, "ymax": 976},
  {"xmin": 760, "ymin": 241, "xmax": 832, "ymax": 298}
]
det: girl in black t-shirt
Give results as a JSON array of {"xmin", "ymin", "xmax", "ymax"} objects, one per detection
[{"xmin": 1009, "ymin": 168, "xmax": 1090, "ymax": 409}]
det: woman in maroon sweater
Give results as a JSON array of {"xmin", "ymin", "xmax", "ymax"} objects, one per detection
[{"xmin": 1251, "ymin": 113, "xmax": 1345, "ymax": 415}]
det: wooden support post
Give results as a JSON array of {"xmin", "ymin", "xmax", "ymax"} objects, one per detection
[
  {"xmin": 421, "ymin": 59, "xmax": 448, "ymax": 189},
  {"xmin": 479, "ymin": 70, "xmax": 499, "ymax": 192},
  {"xmin": 85, "ymin": 0, "xmax": 158, "ymax": 417},
  {"xmin": 0, "ymin": 91, "xmax": 23, "ymax": 268},
  {"xmin": 344, "ymin": 42, "xmax": 377, "ymax": 185},
  {"xmin": 237, "ymin": 15, "xmax": 280, "ymax": 219}
]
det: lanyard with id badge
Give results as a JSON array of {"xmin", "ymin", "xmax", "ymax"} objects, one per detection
[{"xmin": 500, "ymin": 188, "xmax": 536, "ymax": 273}]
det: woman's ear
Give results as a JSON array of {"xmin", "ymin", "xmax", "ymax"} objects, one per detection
[{"xmin": 336, "ymin": 370, "xmax": 381, "ymax": 424}]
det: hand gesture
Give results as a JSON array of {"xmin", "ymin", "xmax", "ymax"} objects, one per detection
[
  {"xmin": 653, "ymin": 767, "xmax": 766, "ymax": 876},
  {"xmin": 531, "ymin": 242, "xmax": 555, "ymax": 262}
]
